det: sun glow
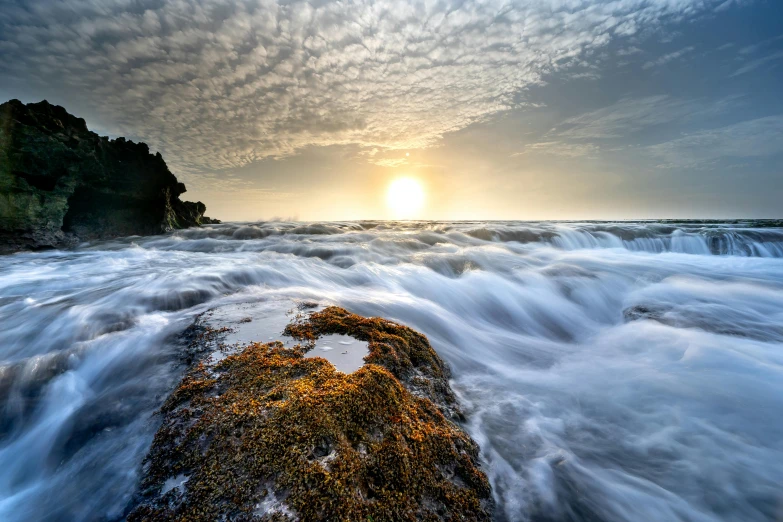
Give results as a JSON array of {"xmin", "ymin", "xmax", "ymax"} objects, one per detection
[{"xmin": 386, "ymin": 177, "xmax": 425, "ymax": 219}]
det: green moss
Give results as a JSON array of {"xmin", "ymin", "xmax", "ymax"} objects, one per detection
[{"xmin": 129, "ymin": 307, "xmax": 492, "ymax": 521}]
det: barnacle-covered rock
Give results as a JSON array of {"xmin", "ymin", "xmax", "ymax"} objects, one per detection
[{"xmin": 128, "ymin": 306, "xmax": 493, "ymax": 521}]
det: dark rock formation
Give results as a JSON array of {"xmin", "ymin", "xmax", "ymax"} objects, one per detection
[
  {"xmin": 128, "ymin": 306, "xmax": 493, "ymax": 521},
  {"xmin": 622, "ymin": 304, "xmax": 669, "ymax": 323},
  {"xmin": 0, "ymin": 99, "xmax": 218, "ymax": 253}
]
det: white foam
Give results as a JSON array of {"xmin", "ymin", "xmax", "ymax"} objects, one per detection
[{"xmin": 161, "ymin": 474, "xmax": 189, "ymax": 495}]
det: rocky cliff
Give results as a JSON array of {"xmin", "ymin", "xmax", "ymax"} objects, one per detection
[{"xmin": 0, "ymin": 99, "xmax": 218, "ymax": 253}]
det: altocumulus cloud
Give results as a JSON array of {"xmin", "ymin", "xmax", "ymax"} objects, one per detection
[{"xmin": 0, "ymin": 0, "xmax": 739, "ymax": 178}]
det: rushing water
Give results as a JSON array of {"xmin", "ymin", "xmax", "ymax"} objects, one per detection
[{"xmin": 0, "ymin": 220, "xmax": 782, "ymax": 521}]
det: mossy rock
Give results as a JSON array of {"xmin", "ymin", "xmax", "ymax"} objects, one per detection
[{"xmin": 128, "ymin": 307, "xmax": 493, "ymax": 521}]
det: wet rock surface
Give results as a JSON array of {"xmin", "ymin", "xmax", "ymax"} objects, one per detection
[
  {"xmin": 0, "ymin": 99, "xmax": 218, "ymax": 253},
  {"xmin": 128, "ymin": 305, "xmax": 493, "ymax": 521}
]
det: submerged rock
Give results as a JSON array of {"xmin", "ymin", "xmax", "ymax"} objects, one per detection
[
  {"xmin": 622, "ymin": 304, "xmax": 669, "ymax": 322},
  {"xmin": 128, "ymin": 306, "xmax": 493, "ymax": 521},
  {"xmin": 0, "ymin": 99, "xmax": 218, "ymax": 253}
]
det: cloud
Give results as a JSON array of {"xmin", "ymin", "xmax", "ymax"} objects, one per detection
[
  {"xmin": 520, "ymin": 94, "xmax": 748, "ymax": 166},
  {"xmin": 373, "ymin": 158, "xmax": 409, "ymax": 168},
  {"xmin": 0, "ymin": 0, "xmax": 736, "ymax": 181},
  {"xmin": 715, "ymin": 0, "xmax": 742, "ymax": 11},
  {"xmin": 555, "ymin": 96, "xmax": 696, "ymax": 140},
  {"xmin": 511, "ymin": 141, "xmax": 600, "ymax": 158},
  {"xmin": 642, "ymin": 45, "xmax": 695, "ymax": 69},
  {"xmin": 647, "ymin": 115, "xmax": 783, "ymax": 168},
  {"xmin": 617, "ymin": 46, "xmax": 643, "ymax": 56},
  {"xmin": 551, "ymin": 94, "xmax": 746, "ymax": 144},
  {"xmin": 730, "ymin": 50, "xmax": 783, "ymax": 77}
]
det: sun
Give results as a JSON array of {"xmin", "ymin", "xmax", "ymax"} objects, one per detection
[{"xmin": 386, "ymin": 177, "xmax": 425, "ymax": 219}]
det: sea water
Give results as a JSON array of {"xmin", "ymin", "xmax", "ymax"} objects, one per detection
[{"xmin": 0, "ymin": 220, "xmax": 781, "ymax": 521}]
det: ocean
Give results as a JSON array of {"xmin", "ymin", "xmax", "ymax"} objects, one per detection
[{"xmin": 0, "ymin": 220, "xmax": 781, "ymax": 521}]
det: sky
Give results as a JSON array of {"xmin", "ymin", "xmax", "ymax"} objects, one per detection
[{"xmin": 1, "ymin": 0, "xmax": 781, "ymax": 221}]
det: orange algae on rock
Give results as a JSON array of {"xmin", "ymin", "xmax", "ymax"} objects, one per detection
[{"xmin": 128, "ymin": 307, "xmax": 493, "ymax": 521}]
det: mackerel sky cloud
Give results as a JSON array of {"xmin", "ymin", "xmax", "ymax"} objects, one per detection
[{"xmin": 1, "ymin": 0, "xmax": 781, "ymax": 219}]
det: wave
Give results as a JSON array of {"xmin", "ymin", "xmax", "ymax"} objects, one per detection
[
  {"xmin": 148, "ymin": 220, "xmax": 783, "ymax": 258},
  {"xmin": 0, "ymin": 220, "xmax": 781, "ymax": 521}
]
